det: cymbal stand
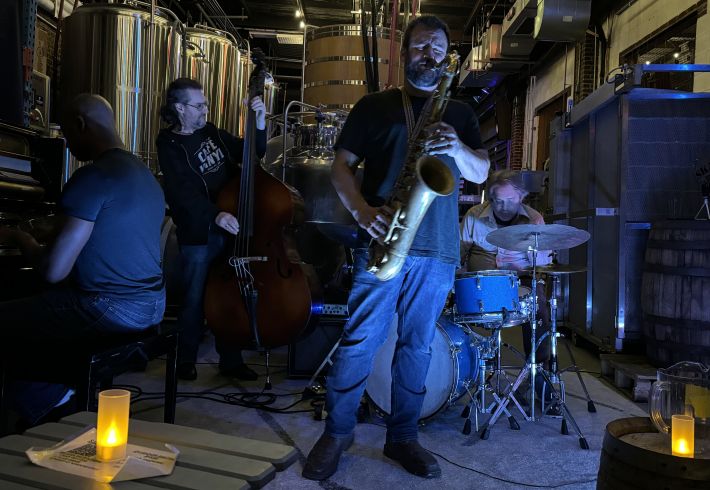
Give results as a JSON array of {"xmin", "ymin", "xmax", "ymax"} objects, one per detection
[
  {"xmin": 531, "ymin": 273, "xmax": 591, "ymax": 449},
  {"xmin": 539, "ymin": 273, "xmax": 596, "ymax": 407},
  {"xmin": 478, "ymin": 234, "xmax": 541, "ymax": 439}
]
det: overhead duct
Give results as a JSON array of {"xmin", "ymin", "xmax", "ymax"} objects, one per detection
[
  {"xmin": 461, "ymin": 21, "xmax": 532, "ymax": 88},
  {"xmin": 534, "ymin": 0, "xmax": 592, "ymax": 41},
  {"xmin": 501, "ymin": 0, "xmax": 537, "ymax": 57}
]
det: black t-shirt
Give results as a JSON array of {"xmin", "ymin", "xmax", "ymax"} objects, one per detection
[
  {"xmin": 61, "ymin": 149, "xmax": 165, "ymax": 299},
  {"xmin": 169, "ymin": 124, "xmax": 244, "ymax": 200},
  {"xmin": 335, "ymin": 88, "xmax": 483, "ymax": 264}
]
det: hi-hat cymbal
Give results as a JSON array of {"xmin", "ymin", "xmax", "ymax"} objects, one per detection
[
  {"xmin": 486, "ymin": 224, "xmax": 591, "ymax": 252},
  {"xmin": 523, "ymin": 264, "xmax": 588, "ymax": 275}
]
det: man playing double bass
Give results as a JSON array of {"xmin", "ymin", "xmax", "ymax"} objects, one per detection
[
  {"xmin": 303, "ymin": 15, "xmax": 489, "ymax": 481},
  {"xmin": 157, "ymin": 78, "xmax": 266, "ymax": 381}
]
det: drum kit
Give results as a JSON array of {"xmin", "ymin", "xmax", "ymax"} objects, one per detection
[{"xmin": 365, "ymin": 223, "xmax": 596, "ymax": 449}]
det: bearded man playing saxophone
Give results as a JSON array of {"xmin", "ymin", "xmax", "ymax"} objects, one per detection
[{"xmin": 302, "ymin": 15, "xmax": 490, "ymax": 481}]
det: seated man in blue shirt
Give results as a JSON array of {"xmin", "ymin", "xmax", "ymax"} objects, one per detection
[{"xmin": 0, "ymin": 94, "xmax": 166, "ymax": 428}]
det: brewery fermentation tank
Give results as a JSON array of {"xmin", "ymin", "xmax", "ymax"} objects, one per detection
[
  {"xmin": 60, "ymin": 3, "xmax": 182, "ymax": 171},
  {"xmin": 304, "ymin": 25, "xmax": 402, "ymax": 111},
  {"xmin": 183, "ymin": 26, "xmax": 242, "ymax": 137},
  {"xmin": 236, "ymin": 51, "xmax": 253, "ymax": 138}
]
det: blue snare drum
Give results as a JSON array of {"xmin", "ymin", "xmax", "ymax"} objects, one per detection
[
  {"xmin": 366, "ymin": 315, "xmax": 480, "ymax": 420},
  {"xmin": 454, "ymin": 270, "xmax": 521, "ymax": 324}
]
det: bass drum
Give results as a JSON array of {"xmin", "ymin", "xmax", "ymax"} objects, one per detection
[{"xmin": 366, "ymin": 315, "xmax": 480, "ymax": 420}]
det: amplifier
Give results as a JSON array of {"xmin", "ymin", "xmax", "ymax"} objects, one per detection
[{"xmin": 321, "ymin": 303, "xmax": 348, "ymax": 317}]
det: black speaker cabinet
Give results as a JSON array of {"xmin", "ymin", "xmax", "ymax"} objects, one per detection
[{"xmin": 287, "ymin": 319, "xmax": 345, "ymax": 378}]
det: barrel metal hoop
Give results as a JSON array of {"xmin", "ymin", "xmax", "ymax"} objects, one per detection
[
  {"xmin": 306, "ymin": 55, "xmax": 391, "ymax": 65},
  {"xmin": 651, "ymin": 221, "xmax": 710, "ymax": 230},
  {"xmin": 643, "ymin": 263, "xmax": 710, "ymax": 277},
  {"xmin": 303, "ymin": 80, "xmax": 369, "ymax": 89},
  {"xmin": 307, "ymin": 25, "xmax": 402, "ymax": 42},
  {"xmin": 643, "ymin": 312, "xmax": 710, "ymax": 330},
  {"xmin": 646, "ymin": 239, "xmax": 710, "ymax": 250}
]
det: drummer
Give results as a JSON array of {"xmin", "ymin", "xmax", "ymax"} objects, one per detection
[{"xmin": 459, "ymin": 169, "xmax": 552, "ymax": 369}]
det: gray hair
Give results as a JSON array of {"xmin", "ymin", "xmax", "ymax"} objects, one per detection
[{"xmin": 486, "ymin": 170, "xmax": 528, "ymax": 200}]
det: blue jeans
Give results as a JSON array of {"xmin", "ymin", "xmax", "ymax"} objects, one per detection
[
  {"xmin": 0, "ymin": 287, "xmax": 165, "ymax": 424},
  {"xmin": 325, "ymin": 249, "xmax": 455, "ymax": 443},
  {"xmin": 177, "ymin": 230, "xmax": 243, "ymax": 368}
]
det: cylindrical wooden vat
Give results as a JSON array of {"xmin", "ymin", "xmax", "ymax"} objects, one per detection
[
  {"xmin": 304, "ymin": 25, "xmax": 402, "ymax": 111},
  {"xmin": 641, "ymin": 220, "xmax": 710, "ymax": 367}
]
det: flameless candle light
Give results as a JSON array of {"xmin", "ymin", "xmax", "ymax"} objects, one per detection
[
  {"xmin": 96, "ymin": 389, "xmax": 130, "ymax": 462},
  {"xmin": 671, "ymin": 414, "xmax": 694, "ymax": 458}
]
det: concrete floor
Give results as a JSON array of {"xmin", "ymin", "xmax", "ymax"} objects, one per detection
[{"xmin": 115, "ymin": 323, "xmax": 647, "ymax": 489}]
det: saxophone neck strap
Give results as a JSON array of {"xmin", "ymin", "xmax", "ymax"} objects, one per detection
[{"xmin": 400, "ymin": 87, "xmax": 435, "ymax": 140}]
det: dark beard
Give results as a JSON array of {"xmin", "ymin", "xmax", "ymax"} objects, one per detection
[{"xmin": 405, "ymin": 59, "xmax": 442, "ymax": 87}]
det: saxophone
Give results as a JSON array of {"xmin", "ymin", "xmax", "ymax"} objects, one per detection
[{"xmin": 367, "ymin": 52, "xmax": 460, "ymax": 281}]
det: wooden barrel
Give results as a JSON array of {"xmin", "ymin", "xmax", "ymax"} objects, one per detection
[
  {"xmin": 641, "ymin": 220, "xmax": 710, "ymax": 368},
  {"xmin": 304, "ymin": 25, "xmax": 402, "ymax": 111},
  {"xmin": 597, "ymin": 417, "xmax": 710, "ymax": 489}
]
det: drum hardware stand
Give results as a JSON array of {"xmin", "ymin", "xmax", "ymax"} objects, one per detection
[
  {"xmin": 524, "ymin": 274, "xmax": 591, "ymax": 449},
  {"xmin": 478, "ymin": 235, "xmax": 544, "ymax": 440},
  {"xmin": 478, "ymin": 223, "xmax": 592, "ymax": 445},
  {"xmin": 304, "ymin": 336, "xmax": 343, "ymax": 395},
  {"xmin": 538, "ymin": 273, "xmax": 596, "ymax": 423},
  {"xmin": 694, "ymin": 195, "xmax": 710, "ymax": 220},
  {"xmin": 479, "ymin": 233, "xmax": 589, "ymax": 449},
  {"xmin": 460, "ymin": 325, "xmax": 524, "ymax": 435}
]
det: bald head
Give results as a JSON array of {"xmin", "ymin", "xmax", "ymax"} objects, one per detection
[{"xmin": 62, "ymin": 94, "xmax": 124, "ymax": 161}]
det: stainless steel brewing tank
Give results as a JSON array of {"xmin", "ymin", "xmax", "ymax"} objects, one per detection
[
  {"xmin": 183, "ymin": 26, "xmax": 241, "ymax": 137},
  {"xmin": 236, "ymin": 53, "xmax": 253, "ymax": 138},
  {"xmin": 264, "ymin": 154, "xmax": 359, "ymax": 229},
  {"xmin": 60, "ymin": 3, "xmax": 182, "ymax": 171}
]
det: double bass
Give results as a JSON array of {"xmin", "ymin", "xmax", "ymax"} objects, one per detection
[{"xmin": 204, "ymin": 49, "xmax": 322, "ymax": 349}]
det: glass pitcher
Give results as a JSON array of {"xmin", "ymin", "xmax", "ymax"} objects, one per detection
[{"xmin": 650, "ymin": 361, "xmax": 710, "ymax": 456}]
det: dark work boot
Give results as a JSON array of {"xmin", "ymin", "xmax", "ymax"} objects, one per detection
[
  {"xmin": 302, "ymin": 433, "xmax": 354, "ymax": 481},
  {"xmin": 383, "ymin": 440, "xmax": 441, "ymax": 478}
]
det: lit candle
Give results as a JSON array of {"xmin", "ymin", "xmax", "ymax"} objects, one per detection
[
  {"xmin": 671, "ymin": 414, "xmax": 694, "ymax": 458},
  {"xmin": 96, "ymin": 389, "xmax": 130, "ymax": 462}
]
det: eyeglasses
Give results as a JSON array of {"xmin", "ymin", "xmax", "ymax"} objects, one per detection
[{"xmin": 183, "ymin": 102, "xmax": 208, "ymax": 110}]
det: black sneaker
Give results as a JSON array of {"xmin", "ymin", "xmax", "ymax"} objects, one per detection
[
  {"xmin": 383, "ymin": 440, "xmax": 441, "ymax": 478},
  {"xmin": 302, "ymin": 433, "xmax": 354, "ymax": 481}
]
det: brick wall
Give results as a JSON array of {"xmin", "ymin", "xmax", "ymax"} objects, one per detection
[
  {"xmin": 510, "ymin": 94, "xmax": 525, "ymax": 171},
  {"xmin": 574, "ymin": 32, "xmax": 597, "ymax": 103}
]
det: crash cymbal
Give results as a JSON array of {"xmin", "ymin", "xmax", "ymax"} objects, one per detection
[
  {"xmin": 523, "ymin": 264, "xmax": 588, "ymax": 275},
  {"xmin": 486, "ymin": 224, "xmax": 591, "ymax": 252}
]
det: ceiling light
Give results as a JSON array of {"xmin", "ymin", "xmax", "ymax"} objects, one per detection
[
  {"xmin": 673, "ymin": 52, "xmax": 680, "ymax": 59},
  {"xmin": 645, "ymin": 60, "xmax": 651, "ymax": 65},
  {"xmin": 299, "ymin": 20, "xmax": 306, "ymax": 29},
  {"xmin": 295, "ymin": 9, "xmax": 301, "ymax": 18}
]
